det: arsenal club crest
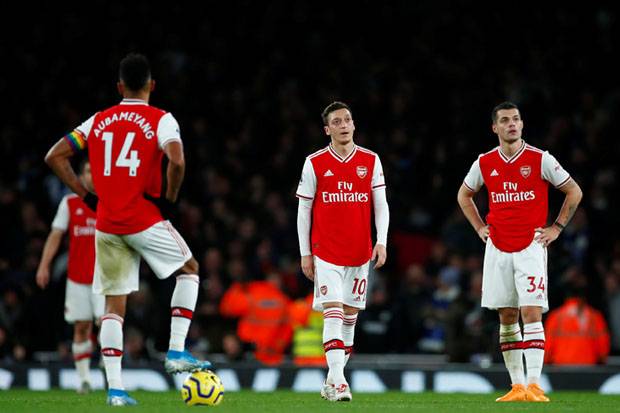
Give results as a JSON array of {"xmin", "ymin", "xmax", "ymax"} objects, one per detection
[
  {"xmin": 520, "ymin": 165, "xmax": 531, "ymax": 178},
  {"xmin": 356, "ymin": 165, "xmax": 368, "ymax": 178},
  {"xmin": 320, "ymin": 285, "xmax": 328, "ymax": 295}
]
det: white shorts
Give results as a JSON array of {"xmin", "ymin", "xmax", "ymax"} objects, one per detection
[
  {"xmin": 64, "ymin": 279, "xmax": 105, "ymax": 323},
  {"xmin": 481, "ymin": 237, "xmax": 548, "ymax": 312},
  {"xmin": 93, "ymin": 220, "xmax": 192, "ymax": 295},
  {"xmin": 312, "ymin": 256, "xmax": 370, "ymax": 311}
]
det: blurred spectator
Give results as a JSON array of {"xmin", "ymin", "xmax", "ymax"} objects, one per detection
[
  {"xmin": 390, "ymin": 264, "xmax": 432, "ymax": 352},
  {"xmin": 356, "ymin": 279, "xmax": 393, "ymax": 353},
  {"xmin": 219, "ymin": 272, "xmax": 292, "ymax": 365},
  {"xmin": 545, "ymin": 269, "xmax": 610, "ymax": 364},
  {"xmin": 289, "ymin": 294, "xmax": 325, "ymax": 366},
  {"xmin": 445, "ymin": 271, "xmax": 495, "ymax": 362}
]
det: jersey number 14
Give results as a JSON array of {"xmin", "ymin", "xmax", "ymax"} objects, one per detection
[{"xmin": 102, "ymin": 132, "xmax": 141, "ymax": 176}]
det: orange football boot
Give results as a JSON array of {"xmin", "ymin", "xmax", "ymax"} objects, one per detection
[
  {"xmin": 495, "ymin": 384, "xmax": 536, "ymax": 402},
  {"xmin": 527, "ymin": 383, "xmax": 550, "ymax": 402}
]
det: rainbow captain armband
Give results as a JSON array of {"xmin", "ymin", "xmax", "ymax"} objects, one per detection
[{"xmin": 64, "ymin": 130, "xmax": 86, "ymax": 152}]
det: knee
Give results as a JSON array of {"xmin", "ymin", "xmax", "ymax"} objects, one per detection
[
  {"xmin": 343, "ymin": 305, "xmax": 359, "ymax": 316},
  {"xmin": 521, "ymin": 306, "xmax": 543, "ymax": 323},
  {"xmin": 498, "ymin": 307, "xmax": 519, "ymax": 324},
  {"xmin": 177, "ymin": 257, "xmax": 199, "ymax": 275}
]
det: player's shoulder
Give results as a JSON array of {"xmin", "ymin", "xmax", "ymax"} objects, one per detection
[
  {"xmin": 63, "ymin": 193, "xmax": 80, "ymax": 202},
  {"xmin": 355, "ymin": 145, "xmax": 378, "ymax": 158},
  {"xmin": 524, "ymin": 142, "xmax": 545, "ymax": 154},
  {"xmin": 307, "ymin": 146, "xmax": 330, "ymax": 160},
  {"xmin": 478, "ymin": 146, "xmax": 499, "ymax": 159},
  {"xmin": 146, "ymin": 104, "xmax": 169, "ymax": 117}
]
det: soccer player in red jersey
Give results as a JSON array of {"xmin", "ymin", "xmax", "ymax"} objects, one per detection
[
  {"xmin": 297, "ymin": 101, "xmax": 390, "ymax": 401},
  {"xmin": 44, "ymin": 53, "xmax": 210, "ymax": 406},
  {"xmin": 36, "ymin": 161, "xmax": 103, "ymax": 394},
  {"xmin": 457, "ymin": 101, "xmax": 583, "ymax": 402}
]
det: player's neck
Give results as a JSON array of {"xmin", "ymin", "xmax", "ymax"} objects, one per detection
[
  {"xmin": 499, "ymin": 138, "xmax": 523, "ymax": 158},
  {"xmin": 330, "ymin": 140, "xmax": 355, "ymax": 158},
  {"xmin": 123, "ymin": 92, "xmax": 150, "ymax": 103}
]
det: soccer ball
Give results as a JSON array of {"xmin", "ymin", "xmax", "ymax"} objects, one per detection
[{"xmin": 181, "ymin": 370, "xmax": 224, "ymax": 406}]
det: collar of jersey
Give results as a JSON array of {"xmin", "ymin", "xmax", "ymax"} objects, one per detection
[
  {"xmin": 497, "ymin": 140, "xmax": 526, "ymax": 164},
  {"xmin": 120, "ymin": 98, "xmax": 148, "ymax": 105},
  {"xmin": 328, "ymin": 143, "xmax": 357, "ymax": 163}
]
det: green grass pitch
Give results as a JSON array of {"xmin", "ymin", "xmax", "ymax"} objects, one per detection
[{"xmin": 0, "ymin": 390, "xmax": 618, "ymax": 412}]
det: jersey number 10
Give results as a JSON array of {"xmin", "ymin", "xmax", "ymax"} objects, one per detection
[{"xmin": 102, "ymin": 132, "xmax": 141, "ymax": 177}]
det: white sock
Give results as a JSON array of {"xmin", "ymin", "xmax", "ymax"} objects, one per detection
[
  {"xmin": 169, "ymin": 274, "xmax": 199, "ymax": 351},
  {"xmin": 523, "ymin": 321, "xmax": 545, "ymax": 385},
  {"xmin": 100, "ymin": 313, "xmax": 124, "ymax": 390},
  {"xmin": 72, "ymin": 340, "xmax": 92, "ymax": 384},
  {"xmin": 499, "ymin": 323, "xmax": 525, "ymax": 385},
  {"xmin": 342, "ymin": 313, "xmax": 357, "ymax": 366},
  {"xmin": 323, "ymin": 308, "xmax": 345, "ymax": 385}
]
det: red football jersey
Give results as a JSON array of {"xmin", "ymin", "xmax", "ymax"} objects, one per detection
[
  {"xmin": 464, "ymin": 142, "xmax": 570, "ymax": 252},
  {"xmin": 71, "ymin": 99, "xmax": 182, "ymax": 234},
  {"xmin": 52, "ymin": 194, "xmax": 96, "ymax": 284},
  {"xmin": 297, "ymin": 145, "xmax": 386, "ymax": 266}
]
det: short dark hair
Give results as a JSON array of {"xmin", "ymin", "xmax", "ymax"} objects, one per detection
[
  {"xmin": 119, "ymin": 53, "xmax": 151, "ymax": 92},
  {"xmin": 491, "ymin": 101, "xmax": 519, "ymax": 123},
  {"xmin": 321, "ymin": 101, "xmax": 352, "ymax": 125}
]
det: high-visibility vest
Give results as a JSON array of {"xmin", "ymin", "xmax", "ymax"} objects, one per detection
[{"xmin": 291, "ymin": 295, "xmax": 325, "ymax": 366}]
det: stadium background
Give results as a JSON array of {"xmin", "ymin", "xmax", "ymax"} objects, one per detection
[{"xmin": 0, "ymin": 0, "xmax": 619, "ymax": 384}]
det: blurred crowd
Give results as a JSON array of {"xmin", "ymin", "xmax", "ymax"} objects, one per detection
[{"xmin": 1, "ymin": 2, "xmax": 619, "ymax": 364}]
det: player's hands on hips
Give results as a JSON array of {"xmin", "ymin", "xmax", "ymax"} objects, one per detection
[
  {"xmin": 477, "ymin": 225, "xmax": 490, "ymax": 243},
  {"xmin": 144, "ymin": 193, "xmax": 175, "ymax": 220},
  {"xmin": 82, "ymin": 192, "xmax": 98, "ymax": 212},
  {"xmin": 372, "ymin": 244, "xmax": 387, "ymax": 269},
  {"xmin": 36, "ymin": 267, "xmax": 50, "ymax": 289},
  {"xmin": 301, "ymin": 255, "xmax": 315, "ymax": 281},
  {"xmin": 534, "ymin": 226, "xmax": 561, "ymax": 247}
]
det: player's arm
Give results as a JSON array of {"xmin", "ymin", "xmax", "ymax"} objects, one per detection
[
  {"xmin": 371, "ymin": 188, "xmax": 389, "ymax": 269},
  {"xmin": 35, "ymin": 229, "xmax": 64, "ymax": 289},
  {"xmin": 296, "ymin": 158, "xmax": 317, "ymax": 281},
  {"xmin": 162, "ymin": 140, "xmax": 185, "ymax": 202},
  {"xmin": 457, "ymin": 183, "xmax": 489, "ymax": 242},
  {"xmin": 45, "ymin": 139, "xmax": 89, "ymax": 198},
  {"xmin": 534, "ymin": 178, "xmax": 582, "ymax": 246},
  {"xmin": 297, "ymin": 198, "xmax": 314, "ymax": 280}
]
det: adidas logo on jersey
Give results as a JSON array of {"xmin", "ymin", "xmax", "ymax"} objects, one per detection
[
  {"xmin": 491, "ymin": 169, "xmax": 499, "ymax": 176},
  {"xmin": 324, "ymin": 170, "xmax": 334, "ymax": 177}
]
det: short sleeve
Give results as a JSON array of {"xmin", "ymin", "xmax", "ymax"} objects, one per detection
[
  {"xmin": 157, "ymin": 112, "xmax": 182, "ymax": 149},
  {"xmin": 296, "ymin": 158, "xmax": 317, "ymax": 200},
  {"xmin": 51, "ymin": 196, "xmax": 70, "ymax": 232},
  {"xmin": 75, "ymin": 114, "xmax": 97, "ymax": 140},
  {"xmin": 372, "ymin": 154, "xmax": 386, "ymax": 190},
  {"xmin": 541, "ymin": 151, "xmax": 571, "ymax": 187},
  {"xmin": 463, "ymin": 158, "xmax": 484, "ymax": 191}
]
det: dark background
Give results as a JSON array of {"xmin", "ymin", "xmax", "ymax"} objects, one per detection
[{"xmin": 1, "ymin": 1, "xmax": 619, "ymax": 362}]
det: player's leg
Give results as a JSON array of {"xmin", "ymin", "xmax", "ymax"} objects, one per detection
[
  {"xmin": 64, "ymin": 279, "xmax": 96, "ymax": 393},
  {"xmin": 94, "ymin": 230, "xmax": 139, "ymax": 406},
  {"xmin": 342, "ymin": 306, "xmax": 358, "ymax": 366},
  {"xmin": 481, "ymin": 239, "xmax": 529, "ymax": 402},
  {"xmin": 100, "ymin": 296, "xmax": 136, "ymax": 405},
  {"xmin": 313, "ymin": 256, "xmax": 348, "ymax": 401},
  {"xmin": 126, "ymin": 221, "xmax": 209, "ymax": 373},
  {"xmin": 520, "ymin": 306, "xmax": 548, "ymax": 401},
  {"xmin": 164, "ymin": 257, "xmax": 211, "ymax": 372},
  {"xmin": 341, "ymin": 261, "xmax": 369, "ymax": 371},
  {"xmin": 73, "ymin": 320, "xmax": 93, "ymax": 393},
  {"xmin": 515, "ymin": 240, "xmax": 549, "ymax": 402}
]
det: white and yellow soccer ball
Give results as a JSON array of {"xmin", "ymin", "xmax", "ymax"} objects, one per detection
[{"xmin": 181, "ymin": 370, "xmax": 224, "ymax": 406}]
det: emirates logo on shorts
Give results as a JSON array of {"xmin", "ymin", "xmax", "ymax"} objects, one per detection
[
  {"xmin": 520, "ymin": 165, "xmax": 531, "ymax": 178},
  {"xmin": 320, "ymin": 285, "xmax": 328, "ymax": 295},
  {"xmin": 356, "ymin": 166, "xmax": 368, "ymax": 178}
]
